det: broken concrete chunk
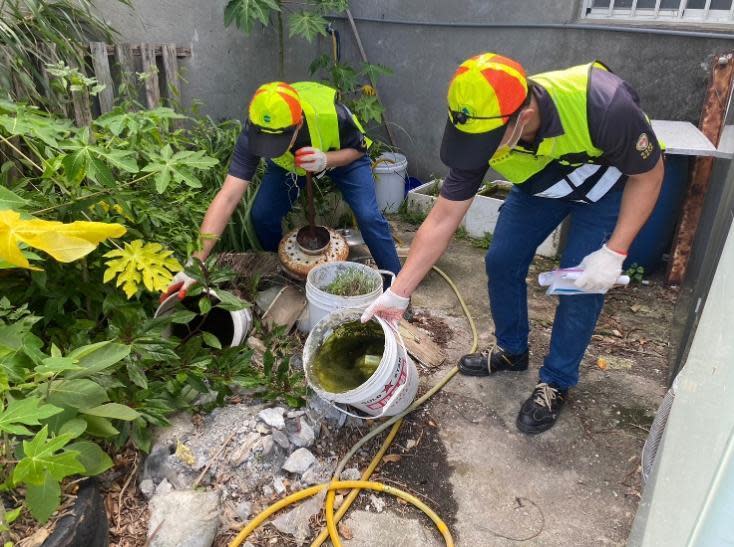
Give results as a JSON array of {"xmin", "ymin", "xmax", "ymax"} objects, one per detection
[
  {"xmin": 148, "ymin": 490, "xmax": 220, "ymax": 547},
  {"xmin": 139, "ymin": 478, "xmax": 155, "ymax": 499},
  {"xmin": 282, "ymin": 448, "xmax": 316, "ymax": 475},
  {"xmin": 340, "ymin": 468, "xmax": 361, "ymax": 481},
  {"xmin": 235, "ymin": 500, "xmax": 252, "ymax": 521},
  {"xmin": 272, "ymin": 490, "xmax": 326, "ymax": 543},
  {"xmin": 258, "ymin": 407, "xmax": 286, "ymax": 429},
  {"xmin": 273, "ymin": 475, "xmax": 286, "ymax": 494},
  {"xmin": 288, "ymin": 418, "xmax": 315, "ymax": 448},
  {"xmin": 272, "ymin": 429, "xmax": 290, "ymax": 449},
  {"xmin": 261, "ymin": 435, "xmax": 274, "ymax": 455},
  {"xmin": 370, "ymin": 493, "xmax": 385, "ymax": 513}
]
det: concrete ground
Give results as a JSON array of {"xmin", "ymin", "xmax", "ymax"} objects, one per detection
[{"xmin": 341, "ymin": 219, "xmax": 674, "ymax": 547}]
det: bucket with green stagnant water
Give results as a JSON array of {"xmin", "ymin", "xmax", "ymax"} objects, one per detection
[{"xmin": 303, "ymin": 308, "xmax": 418, "ymax": 419}]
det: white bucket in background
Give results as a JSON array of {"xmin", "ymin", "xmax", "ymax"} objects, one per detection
[
  {"xmin": 155, "ymin": 289, "xmax": 252, "ymax": 347},
  {"xmin": 305, "ymin": 261, "xmax": 394, "ymax": 331},
  {"xmin": 303, "ymin": 308, "xmax": 419, "ymax": 419},
  {"xmin": 373, "ymin": 152, "xmax": 408, "ymax": 213}
]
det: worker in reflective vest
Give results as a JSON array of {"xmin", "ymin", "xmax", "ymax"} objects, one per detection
[
  {"xmin": 363, "ymin": 53, "xmax": 664, "ymax": 434},
  {"xmin": 163, "ymin": 81, "xmax": 401, "ymax": 300}
]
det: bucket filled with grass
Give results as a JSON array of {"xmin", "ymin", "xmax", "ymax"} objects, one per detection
[{"xmin": 305, "ymin": 261, "xmax": 394, "ymax": 331}]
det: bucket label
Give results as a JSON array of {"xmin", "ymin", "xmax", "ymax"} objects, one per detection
[{"xmin": 362, "ymin": 356, "xmax": 408, "ymax": 410}]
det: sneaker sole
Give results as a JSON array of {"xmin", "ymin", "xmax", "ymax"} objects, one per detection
[
  {"xmin": 457, "ymin": 364, "xmax": 490, "ymax": 377},
  {"xmin": 515, "ymin": 415, "xmax": 557, "ymax": 435}
]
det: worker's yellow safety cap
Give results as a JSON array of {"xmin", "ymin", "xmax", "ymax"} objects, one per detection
[
  {"xmin": 441, "ymin": 53, "xmax": 528, "ymax": 170},
  {"xmin": 247, "ymin": 82, "xmax": 303, "ymax": 158}
]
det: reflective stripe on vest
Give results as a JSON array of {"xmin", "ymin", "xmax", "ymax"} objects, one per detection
[
  {"xmin": 490, "ymin": 61, "xmax": 627, "ymax": 202},
  {"xmin": 271, "ymin": 82, "xmax": 371, "ymax": 175}
]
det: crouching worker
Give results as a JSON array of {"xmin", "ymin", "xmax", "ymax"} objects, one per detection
[{"xmin": 162, "ymin": 81, "xmax": 401, "ymax": 300}]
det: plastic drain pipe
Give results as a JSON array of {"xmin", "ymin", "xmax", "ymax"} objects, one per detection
[{"xmin": 229, "ymin": 264, "xmax": 478, "ymax": 547}]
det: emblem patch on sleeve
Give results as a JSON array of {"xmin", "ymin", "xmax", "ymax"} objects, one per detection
[{"xmin": 636, "ymin": 133, "xmax": 654, "ymax": 159}]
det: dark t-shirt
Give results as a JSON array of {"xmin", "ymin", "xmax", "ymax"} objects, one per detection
[
  {"xmin": 440, "ymin": 67, "xmax": 661, "ymax": 201},
  {"xmin": 228, "ymin": 103, "xmax": 368, "ymax": 181}
]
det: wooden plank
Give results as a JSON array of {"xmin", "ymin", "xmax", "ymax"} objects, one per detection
[
  {"xmin": 89, "ymin": 42, "xmax": 115, "ymax": 113},
  {"xmin": 114, "ymin": 43, "xmax": 137, "ymax": 100},
  {"xmin": 262, "ymin": 285, "xmax": 306, "ymax": 332},
  {"xmin": 161, "ymin": 43, "xmax": 181, "ymax": 105},
  {"xmin": 398, "ymin": 320, "xmax": 446, "ymax": 369},
  {"xmin": 68, "ymin": 56, "xmax": 92, "ymax": 127},
  {"xmin": 140, "ymin": 43, "xmax": 160, "ymax": 109},
  {"xmin": 104, "ymin": 43, "xmax": 191, "ymax": 57}
]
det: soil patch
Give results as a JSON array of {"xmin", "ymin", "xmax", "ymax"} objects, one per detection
[{"xmin": 409, "ymin": 311, "xmax": 451, "ymax": 348}]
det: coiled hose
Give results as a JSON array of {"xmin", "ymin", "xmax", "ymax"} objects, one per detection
[{"xmin": 230, "ymin": 265, "xmax": 478, "ymax": 547}]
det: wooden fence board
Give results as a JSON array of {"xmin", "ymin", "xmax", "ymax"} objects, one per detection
[
  {"xmin": 161, "ymin": 43, "xmax": 181, "ymax": 104},
  {"xmin": 140, "ymin": 43, "xmax": 160, "ymax": 109},
  {"xmin": 89, "ymin": 42, "xmax": 115, "ymax": 113},
  {"xmin": 113, "ymin": 43, "xmax": 137, "ymax": 101}
]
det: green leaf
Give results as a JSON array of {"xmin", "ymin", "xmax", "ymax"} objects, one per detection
[
  {"xmin": 88, "ymin": 156, "xmax": 115, "ymax": 187},
  {"xmin": 154, "ymin": 169, "xmax": 171, "ymax": 193},
  {"xmin": 201, "ymin": 331, "xmax": 222, "ymax": 350},
  {"xmin": 288, "ymin": 11, "xmax": 329, "ymax": 42},
  {"xmin": 65, "ymin": 342, "xmax": 130, "ymax": 379},
  {"xmin": 169, "ymin": 310, "xmax": 197, "ymax": 324},
  {"xmin": 35, "ymin": 356, "xmax": 80, "ymax": 375},
  {"xmin": 83, "ymin": 415, "xmax": 119, "ymax": 438},
  {"xmin": 0, "ymin": 186, "xmax": 30, "ymax": 211},
  {"xmin": 25, "ymin": 471, "xmax": 60, "ymax": 523},
  {"xmin": 214, "ymin": 289, "xmax": 249, "ymax": 311},
  {"xmin": 2, "ymin": 505, "xmax": 21, "ymax": 526},
  {"xmin": 96, "ymin": 149, "xmax": 139, "ymax": 173},
  {"xmin": 58, "ymin": 417, "xmax": 87, "ymax": 439},
  {"xmin": 65, "ymin": 441, "xmax": 113, "ymax": 476},
  {"xmin": 62, "ymin": 149, "xmax": 89, "ymax": 185},
  {"xmin": 0, "ymin": 397, "xmax": 63, "ymax": 435},
  {"xmin": 44, "ymin": 379, "xmax": 109, "ymax": 410},
  {"xmin": 224, "ymin": 0, "xmax": 280, "ymax": 33},
  {"xmin": 126, "ymin": 362, "xmax": 148, "ymax": 389},
  {"xmin": 81, "ymin": 403, "xmax": 140, "ymax": 421},
  {"xmin": 13, "ymin": 426, "xmax": 83, "ymax": 485},
  {"xmin": 198, "ymin": 297, "xmax": 212, "ymax": 314}
]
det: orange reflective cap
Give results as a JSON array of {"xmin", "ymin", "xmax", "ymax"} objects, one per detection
[
  {"xmin": 447, "ymin": 53, "xmax": 528, "ymax": 134},
  {"xmin": 248, "ymin": 82, "xmax": 302, "ymax": 132}
]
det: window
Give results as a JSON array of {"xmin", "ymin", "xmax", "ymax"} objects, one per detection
[{"xmin": 581, "ymin": 0, "xmax": 734, "ymax": 25}]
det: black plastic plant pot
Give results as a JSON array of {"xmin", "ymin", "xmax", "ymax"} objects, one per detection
[{"xmin": 42, "ymin": 479, "xmax": 108, "ymax": 547}]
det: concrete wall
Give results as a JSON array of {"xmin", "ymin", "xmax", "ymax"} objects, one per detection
[{"xmin": 95, "ymin": 0, "xmax": 734, "ymax": 179}]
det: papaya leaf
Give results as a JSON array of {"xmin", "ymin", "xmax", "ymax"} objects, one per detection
[
  {"xmin": 25, "ymin": 471, "xmax": 60, "ymax": 523},
  {"xmin": 0, "ymin": 397, "xmax": 63, "ymax": 436}
]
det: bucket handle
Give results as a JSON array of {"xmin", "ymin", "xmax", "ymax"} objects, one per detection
[
  {"xmin": 326, "ymin": 381, "xmax": 409, "ymax": 421},
  {"xmin": 377, "ymin": 269, "xmax": 396, "ymax": 286}
]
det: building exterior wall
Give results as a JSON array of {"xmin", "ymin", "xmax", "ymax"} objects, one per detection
[{"xmin": 96, "ymin": 0, "xmax": 733, "ymax": 179}]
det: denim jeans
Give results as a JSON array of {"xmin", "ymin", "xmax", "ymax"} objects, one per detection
[
  {"xmin": 486, "ymin": 186, "xmax": 624, "ymax": 389},
  {"xmin": 250, "ymin": 155, "xmax": 402, "ymax": 275}
]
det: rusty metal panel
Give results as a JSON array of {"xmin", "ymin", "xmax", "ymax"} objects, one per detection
[{"xmin": 667, "ymin": 53, "xmax": 734, "ymax": 285}]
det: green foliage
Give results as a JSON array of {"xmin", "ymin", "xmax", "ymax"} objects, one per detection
[
  {"xmin": 224, "ymin": 0, "xmax": 280, "ymax": 34},
  {"xmin": 397, "ymin": 199, "xmax": 428, "ymax": 225},
  {"xmin": 0, "ymin": 0, "xmax": 127, "ymax": 112},
  {"xmin": 455, "ymin": 227, "xmax": 493, "ymax": 250},
  {"xmin": 625, "ymin": 263, "xmax": 645, "ymax": 284},
  {"xmin": 288, "ymin": 11, "xmax": 329, "ymax": 42}
]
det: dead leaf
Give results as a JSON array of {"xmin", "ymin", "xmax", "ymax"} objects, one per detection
[
  {"xmin": 427, "ymin": 419, "xmax": 437, "ymax": 427},
  {"xmin": 339, "ymin": 523, "xmax": 354, "ymax": 540},
  {"xmin": 597, "ymin": 357, "xmax": 608, "ymax": 370},
  {"xmin": 382, "ymin": 454, "xmax": 401, "ymax": 464},
  {"xmin": 612, "ymin": 329, "xmax": 623, "ymax": 338},
  {"xmin": 20, "ymin": 528, "xmax": 50, "ymax": 547}
]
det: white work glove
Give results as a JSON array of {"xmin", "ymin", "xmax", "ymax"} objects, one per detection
[
  {"xmin": 573, "ymin": 244, "xmax": 627, "ymax": 292},
  {"xmin": 360, "ymin": 288, "xmax": 410, "ymax": 327},
  {"xmin": 294, "ymin": 146, "xmax": 327, "ymax": 173},
  {"xmin": 160, "ymin": 270, "xmax": 196, "ymax": 303}
]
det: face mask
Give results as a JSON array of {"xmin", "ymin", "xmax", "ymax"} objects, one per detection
[{"xmin": 491, "ymin": 118, "xmax": 527, "ymax": 162}]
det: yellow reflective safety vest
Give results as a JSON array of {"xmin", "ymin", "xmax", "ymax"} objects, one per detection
[
  {"xmin": 489, "ymin": 62, "xmax": 661, "ymax": 202},
  {"xmin": 489, "ymin": 62, "xmax": 609, "ymax": 183},
  {"xmin": 271, "ymin": 82, "xmax": 371, "ymax": 175}
]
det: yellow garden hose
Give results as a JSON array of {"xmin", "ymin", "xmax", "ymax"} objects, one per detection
[{"xmin": 229, "ymin": 264, "xmax": 478, "ymax": 547}]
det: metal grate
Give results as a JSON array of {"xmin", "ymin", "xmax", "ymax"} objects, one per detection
[{"xmin": 581, "ymin": 0, "xmax": 734, "ymax": 25}]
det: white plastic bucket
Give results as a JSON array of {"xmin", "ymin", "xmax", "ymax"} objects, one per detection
[
  {"xmin": 305, "ymin": 261, "xmax": 394, "ymax": 332},
  {"xmin": 303, "ymin": 308, "xmax": 419, "ymax": 419},
  {"xmin": 155, "ymin": 289, "xmax": 252, "ymax": 347},
  {"xmin": 373, "ymin": 152, "xmax": 408, "ymax": 213}
]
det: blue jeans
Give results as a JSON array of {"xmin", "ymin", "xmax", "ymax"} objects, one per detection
[
  {"xmin": 486, "ymin": 186, "xmax": 623, "ymax": 389},
  {"xmin": 250, "ymin": 156, "xmax": 402, "ymax": 275}
]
